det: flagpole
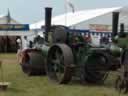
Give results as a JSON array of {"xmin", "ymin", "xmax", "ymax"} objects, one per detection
[
  {"xmin": 65, "ymin": 0, "xmax": 75, "ymax": 28},
  {"xmin": 65, "ymin": 0, "xmax": 68, "ymax": 26}
]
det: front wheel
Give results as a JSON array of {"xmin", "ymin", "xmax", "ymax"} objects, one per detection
[{"xmin": 20, "ymin": 49, "xmax": 46, "ymax": 76}]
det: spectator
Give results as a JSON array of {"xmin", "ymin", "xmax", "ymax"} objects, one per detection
[
  {"xmin": 29, "ymin": 40, "xmax": 33, "ymax": 48},
  {"xmin": 16, "ymin": 37, "xmax": 22, "ymax": 63},
  {"xmin": 23, "ymin": 36, "xmax": 29, "ymax": 50},
  {"xmin": 16, "ymin": 37, "xmax": 22, "ymax": 49},
  {"xmin": 84, "ymin": 34, "xmax": 92, "ymax": 44}
]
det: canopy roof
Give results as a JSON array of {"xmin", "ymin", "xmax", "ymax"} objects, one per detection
[
  {"xmin": 30, "ymin": 7, "xmax": 122, "ymax": 29},
  {"xmin": 0, "ymin": 14, "xmax": 33, "ymax": 36},
  {"xmin": 0, "ymin": 15, "xmax": 6, "ymax": 18}
]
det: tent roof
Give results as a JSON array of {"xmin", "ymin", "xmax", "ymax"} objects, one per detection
[
  {"xmin": 0, "ymin": 15, "xmax": 6, "ymax": 18},
  {"xmin": 30, "ymin": 7, "xmax": 122, "ymax": 29}
]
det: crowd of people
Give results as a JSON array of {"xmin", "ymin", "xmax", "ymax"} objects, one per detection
[
  {"xmin": 16, "ymin": 35, "xmax": 45, "ymax": 51},
  {"xmin": 16, "ymin": 33, "xmax": 112, "ymax": 51},
  {"xmin": 0, "ymin": 36, "xmax": 19, "ymax": 52}
]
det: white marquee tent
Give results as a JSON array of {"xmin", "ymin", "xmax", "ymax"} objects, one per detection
[{"xmin": 30, "ymin": 6, "xmax": 126, "ymax": 30}]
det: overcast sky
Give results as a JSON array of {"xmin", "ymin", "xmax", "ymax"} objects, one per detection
[{"xmin": 0, "ymin": 0, "xmax": 128, "ymax": 24}]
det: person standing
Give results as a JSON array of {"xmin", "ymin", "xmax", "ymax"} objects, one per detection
[
  {"xmin": 16, "ymin": 36, "xmax": 29, "ymax": 64},
  {"xmin": 29, "ymin": 40, "xmax": 33, "ymax": 48},
  {"xmin": 16, "ymin": 37, "xmax": 22, "ymax": 50},
  {"xmin": 22, "ymin": 36, "xmax": 29, "ymax": 50},
  {"xmin": 16, "ymin": 37, "xmax": 22, "ymax": 63}
]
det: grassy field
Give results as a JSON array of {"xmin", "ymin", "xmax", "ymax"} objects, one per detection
[{"xmin": 0, "ymin": 53, "xmax": 127, "ymax": 96}]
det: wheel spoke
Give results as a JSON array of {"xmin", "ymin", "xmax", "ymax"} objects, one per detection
[
  {"xmin": 51, "ymin": 59, "xmax": 64, "ymax": 68},
  {"xmin": 49, "ymin": 48, "xmax": 65, "ymax": 81}
]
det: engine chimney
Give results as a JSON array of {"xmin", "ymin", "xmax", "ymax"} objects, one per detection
[
  {"xmin": 112, "ymin": 12, "xmax": 119, "ymax": 39},
  {"xmin": 45, "ymin": 7, "xmax": 52, "ymax": 42},
  {"xmin": 119, "ymin": 23, "xmax": 126, "ymax": 37},
  {"xmin": 120, "ymin": 23, "xmax": 124, "ymax": 33}
]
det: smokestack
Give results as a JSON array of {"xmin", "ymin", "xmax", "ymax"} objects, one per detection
[
  {"xmin": 112, "ymin": 12, "xmax": 119, "ymax": 38},
  {"xmin": 119, "ymin": 23, "xmax": 126, "ymax": 37},
  {"xmin": 120, "ymin": 23, "xmax": 124, "ymax": 33},
  {"xmin": 45, "ymin": 7, "xmax": 52, "ymax": 42}
]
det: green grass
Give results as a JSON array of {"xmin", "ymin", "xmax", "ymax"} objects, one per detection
[{"xmin": 0, "ymin": 53, "xmax": 127, "ymax": 96}]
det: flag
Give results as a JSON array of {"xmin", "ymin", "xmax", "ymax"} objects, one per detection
[
  {"xmin": 7, "ymin": 8, "xmax": 11, "ymax": 24},
  {"xmin": 66, "ymin": 0, "xmax": 75, "ymax": 13}
]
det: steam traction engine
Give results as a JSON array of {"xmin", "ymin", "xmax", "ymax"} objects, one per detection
[{"xmin": 18, "ymin": 7, "xmax": 128, "ymax": 93}]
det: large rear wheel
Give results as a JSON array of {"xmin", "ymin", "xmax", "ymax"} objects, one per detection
[{"xmin": 46, "ymin": 44, "xmax": 74, "ymax": 84}]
